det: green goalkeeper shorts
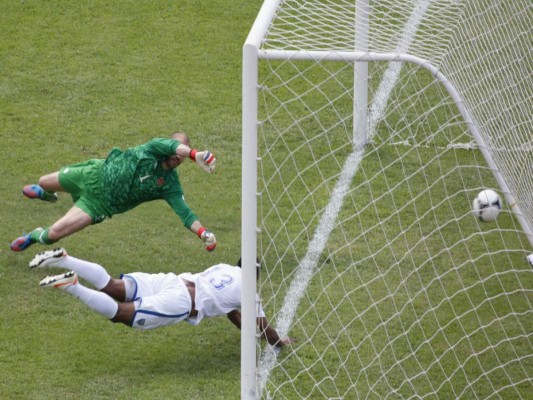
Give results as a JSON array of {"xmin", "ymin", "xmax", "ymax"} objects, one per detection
[{"xmin": 58, "ymin": 159, "xmax": 112, "ymax": 224}]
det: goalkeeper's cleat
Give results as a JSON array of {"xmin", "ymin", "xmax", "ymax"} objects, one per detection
[
  {"xmin": 29, "ymin": 247, "xmax": 67, "ymax": 269},
  {"xmin": 39, "ymin": 271, "xmax": 78, "ymax": 290},
  {"xmin": 10, "ymin": 227, "xmax": 44, "ymax": 252},
  {"xmin": 23, "ymin": 184, "xmax": 57, "ymax": 202}
]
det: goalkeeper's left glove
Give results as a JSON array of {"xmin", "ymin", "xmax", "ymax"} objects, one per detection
[
  {"xmin": 198, "ymin": 227, "xmax": 217, "ymax": 252},
  {"xmin": 189, "ymin": 149, "xmax": 216, "ymax": 173},
  {"xmin": 527, "ymin": 254, "xmax": 533, "ymax": 267}
]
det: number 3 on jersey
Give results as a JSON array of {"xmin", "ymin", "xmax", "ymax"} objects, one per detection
[{"xmin": 209, "ymin": 274, "xmax": 233, "ymax": 290}]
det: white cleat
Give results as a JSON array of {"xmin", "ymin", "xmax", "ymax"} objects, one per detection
[
  {"xmin": 39, "ymin": 271, "xmax": 78, "ymax": 290},
  {"xmin": 29, "ymin": 248, "xmax": 67, "ymax": 269}
]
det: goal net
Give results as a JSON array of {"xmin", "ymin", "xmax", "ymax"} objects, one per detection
[{"xmin": 241, "ymin": 1, "xmax": 533, "ymax": 398}]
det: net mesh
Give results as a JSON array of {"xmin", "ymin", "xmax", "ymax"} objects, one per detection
[{"xmin": 247, "ymin": 1, "xmax": 533, "ymax": 398}]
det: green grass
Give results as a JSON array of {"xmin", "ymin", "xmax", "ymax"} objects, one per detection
[
  {"xmin": 2, "ymin": 1, "xmax": 532, "ymax": 399},
  {"xmin": 1, "ymin": 1, "xmax": 260, "ymax": 399}
]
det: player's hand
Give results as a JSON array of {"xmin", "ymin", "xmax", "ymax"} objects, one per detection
[
  {"xmin": 272, "ymin": 337, "xmax": 296, "ymax": 354},
  {"xmin": 279, "ymin": 337, "xmax": 296, "ymax": 347},
  {"xmin": 190, "ymin": 149, "xmax": 216, "ymax": 173},
  {"xmin": 527, "ymin": 254, "xmax": 533, "ymax": 267},
  {"xmin": 198, "ymin": 227, "xmax": 217, "ymax": 251}
]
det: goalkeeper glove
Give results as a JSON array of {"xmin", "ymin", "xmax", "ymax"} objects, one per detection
[
  {"xmin": 189, "ymin": 149, "xmax": 216, "ymax": 173},
  {"xmin": 528, "ymin": 254, "xmax": 533, "ymax": 267},
  {"xmin": 198, "ymin": 227, "xmax": 217, "ymax": 252}
]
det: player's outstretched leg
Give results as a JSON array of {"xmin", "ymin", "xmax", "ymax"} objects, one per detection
[
  {"xmin": 29, "ymin": 248, "xmax": 112, "ymax": 290},
  {"xmin": 10, "ymin": 227, "xmax": 44, "ymax": 252},
  {"xmin": 39, "ymin": 271, "xmax": 78, "ymax": 289},
  {"xmin": 38, "ymin": 271, "xmax": 119, "ymax": 320},
  {"xmin": 23, "ymin": 184, "xmax": 58, "ymax": 202},
  {"xmin": 29, "ymin": 248, "xmax": 67, "ymax": 269}
]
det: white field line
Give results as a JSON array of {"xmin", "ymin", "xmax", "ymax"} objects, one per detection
[
  {"xmin": 257, "ymin": 2, "xmax": 432, "ymax": 395},
  {"xmin": 258, "ymin": 149, "xmax": 363, "ymax": 397},
  {"xmin": 275, "ymin": 149, "xmax": 365, "ymax": 339}
]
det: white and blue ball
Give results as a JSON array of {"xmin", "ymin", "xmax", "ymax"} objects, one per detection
[{"xmin": 472, "ymin": 189, "xmax": 502, "ymax": 222}]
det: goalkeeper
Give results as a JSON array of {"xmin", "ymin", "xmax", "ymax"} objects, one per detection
[
  {"xmin": 11, "ymin": 133, "xmax": 217, "ymax": 252},
  {"xmin": 29, "ymin": 248, "xmax": 294, "ymax": 348}
]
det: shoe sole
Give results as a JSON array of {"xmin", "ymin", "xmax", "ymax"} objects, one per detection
[
  {"xmin": 39, "ymin": 271, "xmax": 78, "ymax": 289},
  {"xmin": 29, "ymin": 248, "xmax": 66, "ymax": 269}
]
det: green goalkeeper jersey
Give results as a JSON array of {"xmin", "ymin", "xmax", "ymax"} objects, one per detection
[{"xmin": 101, "ymin": 138, "xmax": 198, "ymax": 228}]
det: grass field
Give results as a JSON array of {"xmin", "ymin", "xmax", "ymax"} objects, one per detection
[
  {"xmin": 1, "ymin": 1, "xmax": 261, "ymax": 399},
  {"xmin": 2, "ymin": 1, "xmax": 532, "ymax": 400}
]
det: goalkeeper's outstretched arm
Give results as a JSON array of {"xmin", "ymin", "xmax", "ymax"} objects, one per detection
[
  {"xmin": 175, "ymin": 142, "xmax": 216, "ymax": 173},
  {"xmin": 165, "ymin": 196, "xmax": 217, "ymax": 252},
  {"xmin": 170, "ymin": 132, "xmax": 216, "ymax": 173},
  {"xmin": 190, "ymin": 220, "xmax": 217, "ymax": 252}
]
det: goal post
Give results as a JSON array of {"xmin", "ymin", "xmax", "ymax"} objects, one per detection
[
  {"xmin": 354, "ymin": 0, "xmax": 369, "ymax": 148},
  {"xmin": 242, "ymin": 1, "xmax": 533, "ymax": 398},
  {"xmin": 242, "ymin": 1, "xmax": 283, "ymax": 398}
]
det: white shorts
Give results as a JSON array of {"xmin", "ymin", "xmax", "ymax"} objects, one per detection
[{"xmin": 122, "ymin": 272, "xmax": 191, "ymax": 330}]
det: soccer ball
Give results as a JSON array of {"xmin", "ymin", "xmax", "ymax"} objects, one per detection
[{"xmin": 472, "ymin": 189, "xmax": 502, "ymax": 222}]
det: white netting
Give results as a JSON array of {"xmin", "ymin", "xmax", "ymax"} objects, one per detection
[
  {"xmin": 261, "ymin": 0, "xmax": 533, "ymax": 226},
  {"xmin": 244, "ymin": 0, "xmax": 533, "ymax": 399}
]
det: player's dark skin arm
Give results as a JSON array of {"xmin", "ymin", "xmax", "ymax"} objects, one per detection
[{"xmin": 227, "ymin": 310, "xmax": 294, "ymax": 347}]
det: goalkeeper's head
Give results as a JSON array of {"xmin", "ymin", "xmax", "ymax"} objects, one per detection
[{"xmin": 171, "ymin": 132, "xmax": 189, "ymax": 145}]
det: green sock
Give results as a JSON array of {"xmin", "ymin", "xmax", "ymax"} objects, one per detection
[
  {"xmin": 41, "ymin": 190, "xmax": 56, "ymax": 201},
  {"xmin": 29, "ymin": 228, "xmax": 55, "ymax": 244}
]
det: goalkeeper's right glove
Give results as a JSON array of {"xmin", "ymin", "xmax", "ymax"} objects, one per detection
[
  {"xmin": 198, "ymin": 227, "xmax": 217, "ymax": 252},
  {"xmin": 527, "ymin": 254, "xmax": 533, "ymax": 267},
  {"xmin": 189, "ymin": 149, "xmax": 216, "ymax": 173}
]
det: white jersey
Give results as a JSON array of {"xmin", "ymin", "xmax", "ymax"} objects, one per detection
[{"xmin": 179, "ymin": 263, "xmax": 265, "ymax": 326}]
